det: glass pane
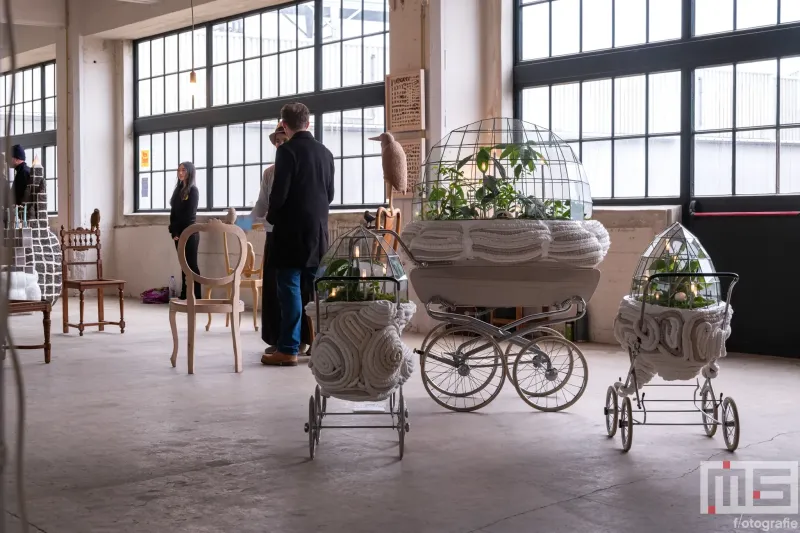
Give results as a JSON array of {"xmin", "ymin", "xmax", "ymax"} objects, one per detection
[
  {"xmin": 262, "ymin": 119, "xmax": 280, "ymax": 163},
  {"xmin": 649, "ymin": 0, "xmax": 682, "ymax": 43},
  {"xmin": 781, "ymin": 56, "xmax": 800, "ymax": 125},
  {"xmin": 139, "ymin": 174, "xmax": 151, "ymax": 210},
  {"xmin": 583, "ymin": 0, "xmax": 612, "ymax": 52},
  {"xmin": 364, "ymin": 156, "xmax": 384, "ymax": 203},
  {"xmin": 331, "ymin": 158, "xmax": 342, "ymax": 204},
  {"xmin": 552, "ymin": 82, "xmax": 580, "ymax": 140},
  {"xmin": 649, "ymin": 71, "xmax": 681, "ymax": 134},
  {"xmin": 521, "ymin": 3, "xmax": 549, "ymax": 60},
  {"xmin": 245, "ymin": 15, "xmax": 261, "ymax": 58},
  {"xmin": 229, "ymin": 166, "xmax": 244, "ymax": 207},
  {"xmin": 195, "ymin": 127, "xmax": 207, "ymax": 167},
  {"xmin": 23, "ymin": 101, "xmax": 32, "ymax": 133},
  {"xmin": 23, "ymin": 69, "xmax": 32, "ymax": 101},
  {"xmin": 298, "ymin": 47, "xmax": 315, "ymax": 93},
  {"xmin": 522, "ymin": 86, "xmax": 550, "ymax": 129},
  {"xmin": 364, "ymin": 106, "xmax": 384, "ymax": 155},
  {"xmin": 582, "ymin": 79, "xmax": 612, "ymax": 139},
  {"xmin": 737, "ymin": 59, "xmax": 777, "ymax": 128},
  {"xmin": 342, "ymin": 1, "xmax": 362, "ymax": 39},
  {"xmin": 151, "ymin": 133, "xmax": 165, "ymax": 171},
  {"xmin": 262, "ymin": 11, "xmax": 279, "ymax": 54},
  {"xmin": 194, "ymin": 68, "xmax": 207, "ymax": 108},
  {"xmin": 213, "ymin": 168, "xmax": 228, "ymax": 207},
  {"xmin": 165, "ymin": 131, "xmax": 179, "ymax": 170},
  {"xmin": 342, "ymin": 108, "xmax": 362, "ymax": 156},
  {"xmin": 32, "ymin": 68, "xmax": 41, "ymax": 100},
  {"xmin": 736, "ymin": 129, "xmax": 776, "ymax": 194},
  {"xmin": 194, "ymin": 29, "xmax": 207, "ymax": 68},
  {"xmin": 180, "ymin": 129, "xmax": 193, "ymax": 164},
  {"xmin": 363, "ymin": 34, "xmax": 384, "ymax": 84},
  {"xmin": 322, "ymin": 43, "xmax": 342, "ymax": 89},
  {"xmin": 695, "ymin": 0, "xmax": 733, "ymax": 36},
  {"xmin": 783, "ymin": 0, "xmax": 800, "ymax": 23},
  {"xmin": 695, "ymin": 65, "xmax": 733, "ymax": 131},
  {"xmin": 229, "ymin": 123, "xmax": 244, "ymax": 166},
  {"xmin": 323, "ymin": 0, "xmax": 342, "ymax": 43},
  {"xmin": 737, "ymin": 0, "xmax": 777, "ymax": 30},
  {"xmin": 138, "ymin": 135, "xmax": 150, "ymax": 172},
  {"xmin": 343, "ymin": 39, "xmax": 363, "ymax": 86},
  {"xmin": 245, "ymin": 58, "xmax": 261, "ymax": 101},
  {"xmin": 138, "ymin": 41, "xmax": 151, "ymax": 79},
  {"xmin": 648, "ymin": 136, "xmax": 680, "ymax": 197},
  {"xmin": 280, "ymin": 6, "xmax": 298, "ymax": 50},
  {"xmin": 323, "ymin": 111, "xmax": 342, "ymax": 157},
  {"xmin": 780, "ymin": 128, "xmax": 800, "ymax": 193},
  {"xmin": 46, "ymin": 64, "xmax": 55, "ymax": 97},
  {"xmin": 343, "ymin": 158, "xmax": 363, "ymax": 204},
  {"xmin": 151, "ymin": 76, "xmax": 164, "ymax": 115},
  {"xmin": 229, "ymin": 20, "xmax": 244, "ymax": 62},
  {"xmin": 228, "ymin": 61, "xmax": 244, "ymax": 104},
  {"xmin": 262, "ymin": 55, "xmax": 279, "ymax": 99},
  {"xmin": 151, "ymin": 38, "xmax": 164, "ymax": 77},
  {"xmin": 245, "ymin": 165, "xmax": 261, "ymax": 206},
  {"xmin": 213, "ymin": 125, "xmax": 227, "ymax": 166},
  {"xmin": 615, "ymin": 75, "xmax": 646, "ymax": 136},
  {"xmin": 581, "ymin": 141, "xmax": 612, "ymax": 198},
  {"xmin": 179, "ymin": 31, "xmax": 193, "ymax": 71},
  {"xmin": 245, "ymin": 121, "xmax": 261, "ymax": 165},
  {"xmin": 13, "ymin": 72, "xmax": 21, "ymax": 103},
  {"xmin": 152, "ymin": 172, "xmax": 166, "ymax": 210},
  {"xmin": 212, "ymin": 24, "xmax": 227, "ymax": 64},
  {"xmin": 138, "ymin": 79, "xmax": 151, "ymax": 117},
  {"xmin": 164, "ymin": 74, "xmax": 178, "ymax": 114},
  {"xmin": 299, "ymin": 1, "xmax": 316, "ymax": 46},
  {"xmin": 213, "ymin": 65, "xmax": 227, "ymax": 105},
  {"xmin": 614, "ymin": 138, "xmax": 646, "ymax": 197},
  {"xmin": 280, "ymin": 52, "xmax": 297, "ymax": 95},
  {"xmin": 32, "ymin": 100, "xmax": 42, "ymax": 133},
  {"xmin": 165, "ymin": 35, "xmax": 178, "ymax": 74},
  {"xmin": 615, "ymin": 0, "xmax": 646, "ymax": 48},
  {"xmin": 694, "ymin": 132, "xmax": 733, "ymax": 196},
  {"xmin": 551, "ymin": 0, "xmax": 579, "ymax": 57},
  {"xmin": 195, "ymin": 169, "xmax": 207, "ymax": 208}
]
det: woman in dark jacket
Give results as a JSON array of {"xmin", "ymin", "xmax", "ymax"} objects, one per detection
[{"xmin": 168, "ymin": 161, "xmax": 201, "ymax": 300}]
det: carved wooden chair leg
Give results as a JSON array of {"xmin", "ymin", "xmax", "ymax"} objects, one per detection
[
  {"xmin": 252, "ymin": 286, "xmax": 259, "ymax": 331},
  {"xmin": 205, "ymin": 286, "xmax": 214, "ymax": 331},
  {"xmin": 78, "ymin": 289, "xmax": 86, "ymax": 337},
  {"xmin": 43, "ymin": 307, "xmax": 51, "ymax": 364},
  {"xmin": 225, "ymin": 285, "xmax": 232, "ymax": 328},
  {"xmin": 98, "ymin": 287, "xmax": 105, "ymax": 332},
  {"xmin": 169, "ymin": 309, "xmax": 178, "ymax": 368},
  {"xmin": 231, "ymin": 309, "xmax": 242, "ymax": 373},
  {"xmin": 187, "ymin": 311, "xmax": 196, "ymax": 375},
  {"xmin": 62, "ymin": 290, "xmax": 69, "ymax": 334},
  {"xmin": 118, "ymin": 285, "xmax": 126, "ymax": 333}
]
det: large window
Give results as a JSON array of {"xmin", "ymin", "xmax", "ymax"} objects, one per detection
[
  {"xmin": 515, "ymin": 0, "xmax": 800, "ymax": 208},
  {"xmin": 134, "ymin": 0, "xmax": 389, "ymax": 212}
]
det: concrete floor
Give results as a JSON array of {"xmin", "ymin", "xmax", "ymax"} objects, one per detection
[{"xmin": 3, "ymin": 299, "xmax": 800, "ymax": 533}]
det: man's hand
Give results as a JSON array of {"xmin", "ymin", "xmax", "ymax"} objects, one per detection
[{"xmin": 173, "ymin": 236, "xmax": 179, "ymax": 241}]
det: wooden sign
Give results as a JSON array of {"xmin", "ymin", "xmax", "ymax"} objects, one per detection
[
  {"xmin": 385, "ymin": 70, "xmax": 425, "ymax": 133},
  {"xmin": 396, "ymin": 138, "xmax": 425, "ymax": 198},
  {"xmin": 140, "ymin": 149, "xmax": 150, "ymax": 169}
]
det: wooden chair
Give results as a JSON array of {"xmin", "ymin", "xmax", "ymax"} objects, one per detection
[
  {"xmin": 170, "ymin": 219, "xmax": 247, "ymax": 374},
  {"xmin": 60, "ymin": 221, "xmax": 126, "ymax": 336},
  {"xmin": 204, "ymin": 222, "xmax": 265, "ymax": 332},
  {"xmin": 5, "ymin": 300, "xmax": 51, "ymax": 363}
]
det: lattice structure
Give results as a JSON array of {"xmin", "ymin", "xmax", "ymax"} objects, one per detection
[
  {"xmin": 413, "ymin": 117, "xmax": 593, "ymax": 222},
  {"xmin": 630, "ymin": 222, "xmax": 720, "ymax": 309}
]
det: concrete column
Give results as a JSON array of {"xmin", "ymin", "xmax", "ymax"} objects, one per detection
[{"xmin": 481, "ymin": 0, "xmax": 514, "ymax": 119}]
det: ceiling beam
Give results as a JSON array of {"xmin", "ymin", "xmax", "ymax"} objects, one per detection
[{"xmin": 0, "ymin": 0, "xmax": 65, "ymax": 28}]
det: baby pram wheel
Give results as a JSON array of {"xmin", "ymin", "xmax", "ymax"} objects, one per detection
[
  {"xmin": 722, "ymin": 397, "xmax": 740, "ymax": 451},
  {"xmin": 620, "ymin": 396, "xmax": 633, "ymax": 452},
  {"xmin": 420, "ymin": 326, "xmax": 505, "ymax": 412},
  {"xmin": 605, "ymin": 386, "xmax": 619, "ymax": 437},
  {"xmin": 701, "ymin": 386, "xmax": 718, "ymax": 437},
  {"xmin": 511, "ymin": 337, "xmax": 588, "ymax": 412}
]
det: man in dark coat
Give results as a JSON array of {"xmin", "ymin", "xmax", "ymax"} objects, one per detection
[
  {"xmin": 263, "ymin": 102, "xmax": 335, "ymax": 366},
  {"xmin": 10, "ymin": 144, "xmax": 31, "ymax": 206}
]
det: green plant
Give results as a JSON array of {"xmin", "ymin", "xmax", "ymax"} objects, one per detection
[
  {"xmin": 317, "ymin": 258, "xmax": 405, "ymax": 303},
  {"xmin": 638, "ymin": 244, "xmax": 715, "ymax": 309}
]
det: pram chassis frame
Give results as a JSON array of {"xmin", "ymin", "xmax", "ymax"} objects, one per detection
[{"xmin": 606, "ymin": 272, "xmax": 741, "ymax": 452}]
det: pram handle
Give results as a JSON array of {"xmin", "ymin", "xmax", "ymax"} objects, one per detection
[{"xmin": 637, "ymin": 272, "xmax": 739, "ymax": 334}]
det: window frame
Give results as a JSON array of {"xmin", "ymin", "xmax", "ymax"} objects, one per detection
[
  {"xmin": 133, "ymin": 0, "xmax": 390, "ymax": 212},
  {"xmin": 514, "ymin": 0, "xmax": 800, "ymax": 212}
]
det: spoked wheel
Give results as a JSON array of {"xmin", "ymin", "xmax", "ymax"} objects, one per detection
[
  {"xmin": 398, "ymin": 388, "xmax": 408, "ymax": 459},
  {"xmin": 511, "ymin": 337, "xmax": 588, "ymax": 411},
  {"xmin": 605, "ymin": 386, "xmax": 619, "ymax": 437},
  {"xmin": 701, "ymin": 387, "xmax": 718, "ymax": 437},
  {"xmin": 314, "ymin": 385, "xmax": 324, "ymax": 444},
  {"xmin": 421, "ymin": 326, "xmax": 505, "ymax": 412},
  {"xmin": 620, "ymin": 396, "xmax": 633, "ymax": 452},
  {"xmin": 305, "ymin": 396, "xmax": 317, "ymax": 459},
  {"xmin": 721, "ymin": 397, "xmax": 740, "ymax": 451}
]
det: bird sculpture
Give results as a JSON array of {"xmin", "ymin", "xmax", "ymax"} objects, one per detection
[
  {"xmin": 224, "ymin": 207, "xmax": 237, "ymax": 225},
  {"xmin": 369, "ymin": 132, "xmax": 407, "ymax": 210},
  {"xmin": 90, "ymin": 208, "xmax": 101, "ymax": 231}
]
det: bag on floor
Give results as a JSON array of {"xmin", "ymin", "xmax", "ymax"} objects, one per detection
[{"xmin": 141, "ymin": 287, "xmax": 170, "ymax": 304}]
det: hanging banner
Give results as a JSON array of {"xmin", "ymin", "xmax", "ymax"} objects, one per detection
[{"xmin": 140, "ymin": 149, "xmax": 150, "ymax": 169}]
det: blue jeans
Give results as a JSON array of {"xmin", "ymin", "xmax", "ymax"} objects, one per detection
[{"xmin": 276, "ymin": 267, "xmax": 317, "ymax": 355}]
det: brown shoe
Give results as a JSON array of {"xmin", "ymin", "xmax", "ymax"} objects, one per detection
[
  {"xmin": 261, "ymin": 352, "xmax": 298, "ymax": 366},
  {"xmin": 264, "ymin": 346, "xmax": 278, "ymax": 355}
]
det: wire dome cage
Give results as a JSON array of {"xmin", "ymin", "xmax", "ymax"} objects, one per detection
[
  {"xmin": 630, "ymin": 222, "xmax": 721, "ymax": 310},
  {"xmin": 315, "ymin": 226, "xmax": 409, "ymax": 305},
  {"xmin": 413, "ymin": 117, "xmax": 593, "ymax": 222}
]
